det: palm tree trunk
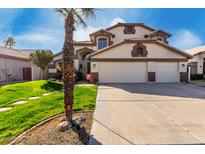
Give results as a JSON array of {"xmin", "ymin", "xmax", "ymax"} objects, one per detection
[{"xmin": 63, "ymin": 12, "xmax": 75, "ymax": 126}]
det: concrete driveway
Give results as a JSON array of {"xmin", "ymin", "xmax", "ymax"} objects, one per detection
[{"xmin": 89, "ymin": 83, "xmax": 205, "ymax": 145}]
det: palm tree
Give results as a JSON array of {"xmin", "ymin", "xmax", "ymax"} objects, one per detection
[
  {"xmin": 4, "ymin": 37, "xmax": 16, "ymax": 48},
  {"xmin": 56, "ymin": 8, "xmax": 96, "ymax": 128},
  {"xmin": 29, "ymin": 50, "xmax": 54, "ymax": 79}
]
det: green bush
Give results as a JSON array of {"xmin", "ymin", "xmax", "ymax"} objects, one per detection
[
  {"xmin": 54, "ymin": 70, "xmax": 63, "ymax": 80},
  {"xmin": 191, "ymin": 74, "xmax": 203, "ymax": 80},
  {"xmin": 75, "ymin": 70, "xmax": 83, "ymax": 81}
]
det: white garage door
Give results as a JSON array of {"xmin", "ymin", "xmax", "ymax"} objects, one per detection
[
  {"xmin": 98, "ymin": 62, "xmax": 147, "ymax": 83},
  {"xmin": 156, "ymin": 62, "xmax": 178, "ymax": 82}
]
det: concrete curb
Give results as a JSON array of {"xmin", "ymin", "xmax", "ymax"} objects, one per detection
[
  {"xmin": 190, "ymin": 81, "xmax": 205, "ymax": 86},
  {"xmin": 9, "ymin": 110, "xmax": 93, "ymax": 145}
]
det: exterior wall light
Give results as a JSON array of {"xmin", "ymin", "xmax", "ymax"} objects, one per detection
[
  {"xmin": 93, "ymin": 64, "xmax": 96, "ymax": 68},
  {"xmin": 182, "ymin": 64, "xmax": 185, "ymax": 67}
]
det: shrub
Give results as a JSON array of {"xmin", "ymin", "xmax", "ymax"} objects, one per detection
[
  {"xmin": 191, "ymin": 74, "xmax": 203, "ymax": 80},
  {"xmin": 75, "ymin": 70, "xmax": 83, "ymax": 81},
  {"xmin": 54, "ymin": 70, "xmax": 63, "ymax": 80}
]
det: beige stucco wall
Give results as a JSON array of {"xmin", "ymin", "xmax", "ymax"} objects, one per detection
[
  {"xmin": 108, "ymin": 26, "xmax": 152, "ymax": 44},
  {"xmin": 90, "ymin": 42, "xmax": 188, "ymax": 83},
  {"xmin": 0, "ymin": 57, "xmax": 31, "ymax": 81},
  {"xmin": 188, "ymin": 54, "xmax": 203, "ymax": 74},
  {"xmin": 31, "ymin": 65, "xmax": 42, "ymax": 80},
  {"xmin": 91, "ymin": 42, "xmax": 185, "ymax": 59},
  {"xmin": 53, "ymin": 46, "xmax": 92, "ymax": 71},
  {"xmin": 53, "ymin": 54, "xmax": 62, "ymax": 62}
]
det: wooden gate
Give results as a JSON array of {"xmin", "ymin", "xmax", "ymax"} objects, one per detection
[{"xmin": 23, "ymin": 68, "xmax": 32, "ymax": 80}]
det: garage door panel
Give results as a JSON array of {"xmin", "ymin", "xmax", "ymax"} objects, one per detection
[
  {"xmin": 99, "ymin": 62, "xmax": 147, "ymax": 83},
  {"xmin": 156, "ymin": 62, "xmax": 178, "ymax": 82}
]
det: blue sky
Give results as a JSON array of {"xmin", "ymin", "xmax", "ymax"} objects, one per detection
[{"xmin": 0, "ymin": 8, "xmax": 205, "ymax": 53}]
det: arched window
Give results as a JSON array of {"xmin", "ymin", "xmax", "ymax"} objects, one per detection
[{"xmin": 98, "ymin": 38, "xmax": 108, "ymax": 50}]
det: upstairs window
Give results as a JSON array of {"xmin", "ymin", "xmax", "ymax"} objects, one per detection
[
  {"xmin": 124, "ymin": 25, "xmax": 135, "ymax": 34},
  {"xmin": 98, "ymin": 38, "xmax": 108, "ymax": 50}
]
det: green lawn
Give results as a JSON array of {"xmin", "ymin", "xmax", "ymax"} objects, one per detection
[
  {"xmin": 0, "ymin": 80, "xmax": 97, "ymax": 144},
  {"xmin": 0, "ymin": 80, "xmax": 63, "ymax": 107},
  {"xmin": 193, "ymin": 80, "xmax": 205, "ymax": 83}
]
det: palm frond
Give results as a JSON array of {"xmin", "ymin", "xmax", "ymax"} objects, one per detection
[
  {"xmin": 55, "ymin": 8, "xmax": 72, "ymax": 17},
  {"xmin": 73, "ymin": 11, "xmax": 87, "ymax": 28},
  {"xmin": 81, "ymin": 8, "xmax": 98, "ymax": 20}
]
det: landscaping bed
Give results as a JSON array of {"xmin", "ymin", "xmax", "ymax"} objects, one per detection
[
  {"xmin": 0, "ymin": 80, "xmax": 97, "ymax": 144},
  {"xmin": 11, "ymin": 111, "xmax": 94, "ymax": 145}
]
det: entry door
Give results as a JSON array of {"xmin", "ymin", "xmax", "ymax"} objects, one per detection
[
  {"xmin": 99, "ymin": 62, "xmax": 147, "ymax": 83},
  {"xmin": 23, "ymin": 68, "xmax": 32, "ymax": 80}
]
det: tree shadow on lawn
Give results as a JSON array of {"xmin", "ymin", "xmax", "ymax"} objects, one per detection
[{"xmin": 40, "ymin": 81, "xmax": 63, "ymax": 91}]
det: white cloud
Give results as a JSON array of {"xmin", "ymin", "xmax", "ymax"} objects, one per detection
[
  {"xmin": 110, "ymin": 18, "xmax": 125, "ymax": 26},
  {"xmin": 14, "ymin": 27, "xmax": 63, "ymax": 51},
  {"xmin": 73, "ymin": 18, "xmax": 126, "ymax": 41},
  {"xmin": 74, "ymin": 26, "xmax": 99, "ymax": 41},
  {"xmin": 170, "ymin": 29, "xmax": 203, "ymax": 50},
  {"xmin": 15, "ymin": 33, "xmax": 58, "ymax": 43},
  {"xmin": 0, "ymin": 9, "xmax": 23, "ymax": 43}
]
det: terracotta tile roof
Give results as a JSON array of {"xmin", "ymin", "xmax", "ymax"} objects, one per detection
[
  {"xmin": 186, "ymin": 45, "xmax": 205, "ymax": 56},
  {"xmin": 0, "ymin": 47, "xmax": 52, "ymax": 61},
  {"xmin": 106, "ymin": 22, "xmax": 156, "ymax": 31},
  {"xmin": 146, "ymin": 29, "xmax": 172, "ymax": 37},
  {"xmin": 89, "ymin": 29, "xmax": 115, "ymax": 37},
  {"xmin": 73, "ymin": 41, "xmax": 93, "ymax": 46},
  {"xmin": 0, "ymin": 46, "xmax": 30, "ymax": 60}
]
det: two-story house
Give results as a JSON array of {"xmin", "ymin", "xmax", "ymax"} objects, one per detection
[{"xmin": 52, "ymin": 22, "xmax": 192, "ymax": 83}]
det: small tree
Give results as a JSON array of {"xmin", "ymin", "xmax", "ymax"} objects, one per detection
[{"xmin": 29, "ymin": 50, "xmax": 54, "ymax": 79}]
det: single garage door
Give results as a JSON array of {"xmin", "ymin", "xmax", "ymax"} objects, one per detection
[
  {"xmin": 98, "ymin": 62, "xmax": 147, "ymax": 83},
  {"xmin": 156, "ymin": 62, "xmax": 178, "ymax": 82}
]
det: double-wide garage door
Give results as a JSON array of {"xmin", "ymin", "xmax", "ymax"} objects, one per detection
[{"xmin": 98, "ymin": 62, "xmax": 178, "ymax": 83}]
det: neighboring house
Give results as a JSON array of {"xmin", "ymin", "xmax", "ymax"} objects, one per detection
[
  {"xmin": 0, "ymin": 46, "xmax": 51, "ymax": 82},
  {"xmin": 186, "ymin": 45, "xmax": 205, "ymax": 79},
  {"xmin": 52, "ymin": 22, "xmax": 192, "ymax": 83}
]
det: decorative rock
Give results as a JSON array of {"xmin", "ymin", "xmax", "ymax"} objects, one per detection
[
  {"xmin": 12, "ymin": 100, "xmax": 28, "ymax": 105},
  {"xmin": 0, "ymin": 107, "xmax": 12, "ymax": 112},
  {"xmin": 72, "ymin": 116, "xmax": 86, "ymax": 126},
  {"xmin": 57, "ymin": 121, "xmax": 72, "ymax": 132},
  {"xmin": 42, "ymin": 93, "xmax": 52, "ymax": 96},
  {"xmin": 28, "ymin": 97, "xmax": 40, "ymax": 100}
]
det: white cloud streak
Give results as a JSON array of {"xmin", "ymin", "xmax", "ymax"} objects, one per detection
[
  {"xmin": 74, "ymin": 17, "xmax": 126, "ymax": 41},
  {"xmin": 170, "ymin": 29, "xmax": 202, "ymax": 50},
  {"xmin": 110, "ymin": 18, "xmax": 125, "ymax": 26}
]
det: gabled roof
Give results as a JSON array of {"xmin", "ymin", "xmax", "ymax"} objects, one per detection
[
  {"xmin": 88, "ymin": 38, "xmax": 192, "ymax": 59},
  {"xmin": 106, "ymin": 22, "xmax": 155, "ymax": 31},
  {"xmin": 73, "ymin": 41, "xmax": 93, "ymax": 46},
  {"xmin": 146, "ymin": 29, "xmax": 171, "ymax": 37},
  {"xmin": 0, "ymin": 46, "xmax": 30, "ymax": 61},
  {"xmin": 89, "ymin": 29, "xmax": 115, "ymax": 37},
  {"xmin": 186, "ymin": 45, "xmax": 205, "ymax": 56},
  {"xmin": 0, "ymin": 47, "xmax": 52, "ymax": 61},
  {"xmin": 54, "ymin": 41, "xmax": 93, "ymax": 57}
]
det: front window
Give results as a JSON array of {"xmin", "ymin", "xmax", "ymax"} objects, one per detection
[
  {"xmin": 98, "ymin": 38, "xmax": 108, "ymax": 50},
  {"xmin": 124, "ymin": 25, "xmax": 135, "ymax": 34}
]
